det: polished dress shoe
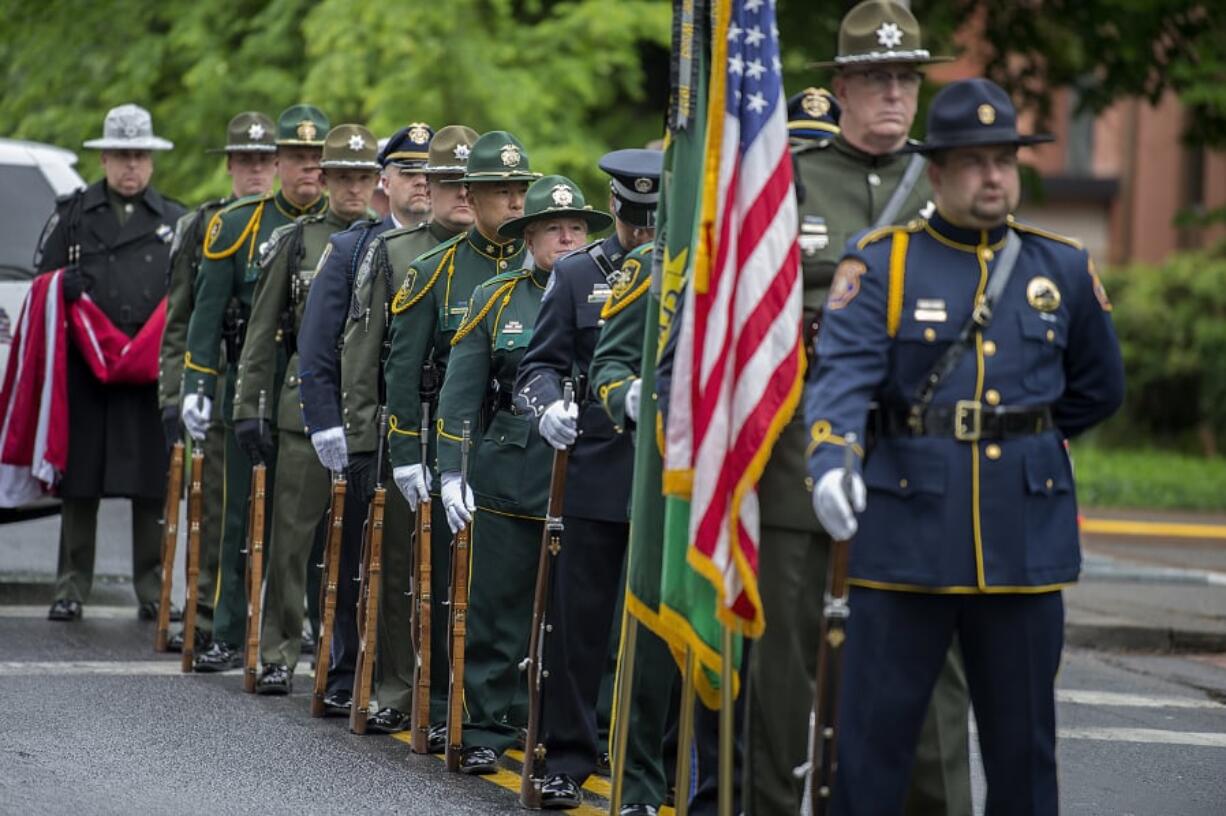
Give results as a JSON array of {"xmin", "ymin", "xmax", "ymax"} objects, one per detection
[
  {"xmin": 167, "ymin": 627, "xmax": 211, "ymax": 654},
  {"xmin": 138, "ymin": 600, "xmax": 182, "ymax": 622},
  {"xmin": 322, "ymin": 689, "xmax": 352, "ymax": 716},
  {"xmin": 366, "ymin": 707, "xmax": 410, "ymax": 734},
  {"xmin": 540, "ymin": 774, "xmax": 582, "ymax": 809},
  {"xmin": 619, "ymin": 806, "xmax": 659, "ymax": 816},
  {"xmin": 458, "ymin": 745, "xmax": 499, "ymax": 775},
  {"xmin": 427, "ymin": 722, "xmax": 447, "ymax": 754},
  {"xmin": 48, "ymin": 599, "xmax": 82, "ymax": 621},
  {"xmin": 193, "ymin": 641, "xmax": 243, "ymax": 672},
  {"xmin": 256, "ymin": 663, "xmax": 292, "ymax": 695}
]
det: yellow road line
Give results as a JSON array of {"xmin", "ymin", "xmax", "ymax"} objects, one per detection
[{"xmin": 1081, "ymin": 518, "xmax": 1226, "ymax": 540}]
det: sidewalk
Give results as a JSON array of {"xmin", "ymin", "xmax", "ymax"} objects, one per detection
[{"xmin": 1069, "ymin": 508, "xmax": 1226, "ymax": 653}]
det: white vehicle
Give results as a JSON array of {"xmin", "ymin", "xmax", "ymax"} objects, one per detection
[{"xmin": 0, "ymin": 138, "xmax": 86, "ymax": 384}]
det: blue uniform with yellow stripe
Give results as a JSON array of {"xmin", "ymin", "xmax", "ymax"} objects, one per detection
[{"xmin": 804, "ymin": 211, "xmax": 1123, "ymax": 816}]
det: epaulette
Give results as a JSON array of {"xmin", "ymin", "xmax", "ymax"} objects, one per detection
[
  {"xmin": 220, "ymin": 191, "xmax": 272, "ymax": 215},
  {"xmin": 600, "ymin": 245, "xmax": 652, "ymax": 320},
  {"xmin": 791, "ymin": 139, "xmax": 833, "ymax": 156},
  {"xmin": 203, "ymin": 193, "xmax": 271, "ymax": 260},
  {"xmin": 54, "ymin": 188, "xmax": 85, "ymax": 207},
  {"xmin": 380, "ymin": 222, "xmax": 428, "ymax": 244},
  {"xmin": 389, "ymin": 232, "xmax": 464, "ymax": 316},
  {"xmin": 451, "ymin": 271, "xmax": 525, "ymax": 345},
  {"xmin": 855, "ymin": 219, "xmax": 922, "ymax": 251},
  {"xmin": 1007, "ymin": 217, "xmax": 1084, "ymax": 250}
]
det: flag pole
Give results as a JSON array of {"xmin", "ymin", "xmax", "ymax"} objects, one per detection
[
  {"xmin": 609, "ymin": 604, "xmax": 639, "ymax": 814},
  {"xmin": 718, "ymin": 624, "xmax": 734, "ymax": 816},
  {"xmin": 673, "ymin": 646, "xmax": 697, "ymax": 816}
]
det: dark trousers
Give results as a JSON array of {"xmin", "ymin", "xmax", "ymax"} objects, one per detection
[
  {"xmin": 541, "ymin": 516, "xmax": 629, "ymax": 784},
  {"xmin": 833, "ymin": 588, "xmax": 1064, "ymax": 816},
  {"xmin": 55, "ymin": 496, "xmax": 162, "ymax": 605},
  {"xmin": 689, "ymin": 642, "xmax": 746, "ymax": 816}
]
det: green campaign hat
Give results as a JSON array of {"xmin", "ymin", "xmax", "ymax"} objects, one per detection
[
  {"xmin": 447, "ymin": 130, "xmax": 540, "ymax": 184},
  {"xmin": 812, "ymin": 0, "xmax": 952, "ymax": 68},
  {"xmin": 421, "ymin": 125, "xmax": 480, "ymax": 175},
  {"xmin": 275, "ymin": 104, "xmax": 330, "ymax": 147},
  {"xmin": 207, "ymin": 111, "xmax": 277, "ymax": 154},
  {"xmin": 497, "ymin": 175, "xmax": 613, "ymax": 240},
  {"xmin": 319, "ymin": 124, "xmax": 380, "ymax": 170}
]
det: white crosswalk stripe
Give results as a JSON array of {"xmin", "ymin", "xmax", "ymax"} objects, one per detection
[{"xmin": 1057, "ymin": 689, "xmax": 1223, "ymax": 710}]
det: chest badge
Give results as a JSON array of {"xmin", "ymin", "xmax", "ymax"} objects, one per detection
[{"xmin": 1026, "ymin": 276, "xmax": 1062, "ymax": 313}]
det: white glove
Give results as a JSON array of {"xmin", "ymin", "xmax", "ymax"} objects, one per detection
[
  {"xmin": 310, "ymin": 426, "xmax": 349, "ymax": 473},
  {"xmin": 625, "ymin": 379, "xmax": 642, "ymax": 423},
  {"xmin": 181, "ymin": 394, "xmax": 213, "ymax": 441},
  {"xmin": 394, "ymin": 464, "xmax": 432, "ymax": 511},
  {"xmin": 538, "ymin": 399, "xmax": 579, "ymax": 450},
  {"xmin": 812, "ymin": 468, "xmax": 867, "ymax": 541},
  {"xmin": 440, "ymin": 470, "xmax": 476, "ymax": 533}
]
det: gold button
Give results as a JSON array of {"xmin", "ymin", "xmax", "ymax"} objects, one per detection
[
  {"xmin": 1045, "ymin": 478, "xmax": 1054, "ymax": 491},
  {"xmin": 499, "ymin": 260, "xmax": 508, "ymax": 269},
  {"xmin": 985, "ymin": 444, "xmax": 1002, "ymax": 460},
  {"xmin": 923, "ymin": 327, "xmax": 937, "ymax": 342},
  {"xmin": 1046, "ymin": 329, "xmax": 1055, "ymax": 343},
  {"xmin": 982, "ymin": 248, "xmax": 995, "ymax": 261},
  {"xmin": 985, "ymin": 389, "xmax": 1001, "ymax": 406},
  {"xmin": 983, "ymin": 340, "xmax": 997, "ymax": 357},
  {"xmin": 899, "ymin": 478, "xmax": 909, "ymax": 489}
]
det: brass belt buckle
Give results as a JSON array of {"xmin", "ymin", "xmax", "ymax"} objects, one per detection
[{"xmin": 954, "ymin": 400, "xmax": 982, "ymax": 442}]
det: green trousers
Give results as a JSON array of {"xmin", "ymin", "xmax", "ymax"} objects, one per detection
[
  {"xmin": 743, "ymin": 525, "xmax": 972, "ymax": 816},
  {"xmin": 55, "ymin": 496, "xmax": 161, "ymax": 605},
  {"xmin": 618, "ymin": 617, "xmax": 679, "ymax": 807},
  {"xmin": 259, "ymin": 430, "xmax": 330, "ymax": 670},
  {"xmin": 372, "ymin": 482, "xmax": 415, "ymax": 713},
  {"xmin": 461, "ymin": 509, "xmax": 540, "ymax": 753}
]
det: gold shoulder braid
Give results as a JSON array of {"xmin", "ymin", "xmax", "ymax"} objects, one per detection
[
  {"xmin": 451, "ymin": 277, "xmax": 520, "ymax": 346},
  {"xmin": 391, "ymin": 243, "xmax": 455, "ymax": 315},
  {"xmin": 202, "ymin": 199, "xmax": 264, "ymax": 261}
]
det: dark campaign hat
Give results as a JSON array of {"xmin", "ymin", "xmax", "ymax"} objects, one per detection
[
  {"xmin": 497, "ymin": 175, "xmax": 613, "ymax": 240},
  {"xmin": 421, "ymin": 125, "xmax": 480, "ymax": 175},
  {"xmin": 448, "ymin": 130, "xmax": 540, "ymax": 184},
  {"xmin": 903, "ymin": 78, "xmax": 1054, "ymax": 154},
  {"xmin": 812, "ymin": 0, "xmax": 952, "ymax": 69},
  {"xmin": 787, "ymin": 87, "xmax": 841, "ymax": 143},
  {"xmin": 598, "ymin": 148, "xmax": 663, "ymax": 228},
  {"xmin": 379, "ymin": 123, "xmax": 434, "ymax": 168},
  {"xmin": 319, "ymin": 124, "xmax": 381, "ymax": 170},
  {"xmin": 275, "ymin": 104, "xmax": 330, "ymax": 147},
  {"xmin": 208, "ymin": 111, "xmax": 277, "ymax": 154}
]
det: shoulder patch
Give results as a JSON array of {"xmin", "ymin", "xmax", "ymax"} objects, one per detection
[
  {"xmin": 1087, "ymin": 257, "xmax": 1112, "ymax": 312},
  {"xmin": 391, "ymin": 240, "xmax": 458, "ymax": 316},
  {"xmin": 258, "ymin": 223, "xmax": 294, "ymax": 269},
  {"xmin": 827, "ymin": 257, "xmax": 868, "ymax": 310}
]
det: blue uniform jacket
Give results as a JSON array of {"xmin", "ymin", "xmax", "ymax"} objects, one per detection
[
  {"xmin": 298, "ymin": 215, "xmax": 394, "ymax": 433},
  {"xmin": 805, "ymin": 212, "xmax": 1124, "ymax": 592},
  {"xmin": 515, "ymin": 235, "xmax": 636, "ymax": 523}
]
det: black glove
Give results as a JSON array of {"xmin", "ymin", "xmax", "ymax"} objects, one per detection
[
  {"xmin": 346, "ymin": 451, "xmax": 378, "ymax": 504},
  {"xmin": 161, "ymin": 405, "xmax": 182, "ymax": 455},
  {"xmin": 61, "ymin": 269, "xmax": 87, "ymax": 302},
  {"xmin": 234, "ymin": 418, "xmax": 271, "ymax": 465}
]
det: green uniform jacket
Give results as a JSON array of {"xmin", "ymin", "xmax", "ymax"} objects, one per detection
[
  {"xmin": 183, "ymin": 191, "xmax": 327, "ymax": 402},
  {"xmin": 158, "ymin": 198, "xmax": 228, "ymax": 410},
  {"xmin": 384, "ymin": 227, "xmax": 523, "ymax": 470},
  {"xmin": 232, "ymin": 208, "xmax": 359, "ymax": 434},
  {"xmin": 760, "ymin": 134, "xmax": 934, "ymax": 531},
  {"xmin": 590, "ymin": 244, "xmax": 653, "ymax": 434},
  {"xmin": 341, "ymin": 221, "xmax": 458, "ymax": 455},
  {"xmin": 436, "ymin": 265, "xmax": 553, "ymax": 518}
]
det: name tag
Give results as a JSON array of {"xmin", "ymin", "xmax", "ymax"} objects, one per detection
[
  {"xmin": 502, "ymin": 320, "xmax": 524, "ymax": 335},
  {"xmin": 588, "ymin": 283, "xmax": 612, "ymax": 304},
  {"xmin": 799, "ymin": 215, "xmax": 829, "ymax": 255},
  {"xmin": 913, "ymin": 298, "xmax": 947, "ymax": 323}
]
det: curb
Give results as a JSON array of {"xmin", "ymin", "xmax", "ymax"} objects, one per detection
[{"xmin": 1066, "ymin": 620, "xmax": 1226, "ymax": 654}]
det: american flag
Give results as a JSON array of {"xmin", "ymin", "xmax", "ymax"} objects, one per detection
[{"xmin": 664, "ymin": 0, "xmax": 803, "ymax": 635}]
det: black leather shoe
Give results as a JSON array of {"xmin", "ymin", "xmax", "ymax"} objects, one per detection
[
  {"xmin": 193, "ymin": 641, "xmax": 242, "ymax": 672},
  {"xmin": 458, "ymin": 745, "xmax": 498, "ymax": 775},
  {"xmin": 138, "ymin": 600, "xmax": 182, "ymax": 622},
  {"xmin": 540, "ymin": 774, "xmax": 582, "ymax": 809},
  {"xmin": 256, "ymin": 663, "xmax": 292, "ymax": 695},
  {"xmin": 301, "ymin": 628, "xmax": 315, "ymax": 655},
  {"xmin": 427, "ymin": 722, "xmax": 447, "ymax": 754},
  {"xmin": 322, "ymin": 689, "xmax": 352, "ymax": 716},
  {"xmin": 366, "ymin": 707, "xmax": 410, "ymax": 734},
  {"xmin": 168, "ymin": 627, "xmax": 211, "ymax": 653},
  {"xmin": 620, "ymin": 806, "xmax": 659, "ymax": 816},
  {"xmin": 596, "ymin": 750, "xmax": 611, "ymax": 776},
  {"xmin": 48, "ymin": 599, "xmax": 82, "ymax": 621}
]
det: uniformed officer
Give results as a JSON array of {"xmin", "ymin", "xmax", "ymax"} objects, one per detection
[
  {"xmin": 787, "ymin": 86, "xmax": 841, "ymax": 146},
  {"xmin": 806, "ymin": 77, "xmax": 1124, "ymax": 816},
  {"xmin": 746, "ymin": 3, "xmax": 973, "ymax": 813},
  {"xmin": 514, "ymin": 149, "xmax": 673, "ymax": 810},
  {"xmin": 158, "ymin": 111, "xmax": 277, "ymax": 651},
  {"xmin": 39, "ymin": 104, "xmax": 186, "ymax": 623},
  {"xmin": 183, "ymin": 104, "xmax": 331, "ymax": 672},
  {"xmin": 234, "ymin": 124, "xmax": 381, "ymax": 694},
  {"xmin": 430, "ymin": 174, "xmax": 608, "ymax": 776},
  {"xmin": 340, "ymin": 124, "xmax": 479, "ymax": 735}
]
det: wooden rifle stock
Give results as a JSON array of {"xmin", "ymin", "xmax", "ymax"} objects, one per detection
[
  {"xmin": 410, "ymin": 402, "xmax": 434, "ymax": 754},
  {"xmin": 311, "ymin": 473, "xmax": 347, "ymax": 716},
  {"xmin": 520, "ymin": 381, "xmax": 573, "ymax": 807},
  {"xmin": 154, "ymin": 441, "xmax": 184, "ymax": 653},
  {"xmin": 179, "ymin": 446, "xmax": 204, "ymax": 672},
  {"xmin": 243, "ymin": 390, "xmax": 269, "ymax": 693},
  {"xmin": 808, "ymin": 434, "xmax": 858, "ymax": 814},
  {"xmin": 351, "ymin": 408, "xmax": 389, "ymax": 733},
  {"xmin": 444, "ymin": 421, "xmax": 472, "ymax": 773}
]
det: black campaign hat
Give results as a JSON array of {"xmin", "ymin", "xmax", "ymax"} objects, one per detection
[
  {"xmin": 904, "ymin": 78, "xmax": 1054, "ymax": 155},
  {"xmin": 598, "ymin": 148, "xmax": 663, "ymax": 228}
]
